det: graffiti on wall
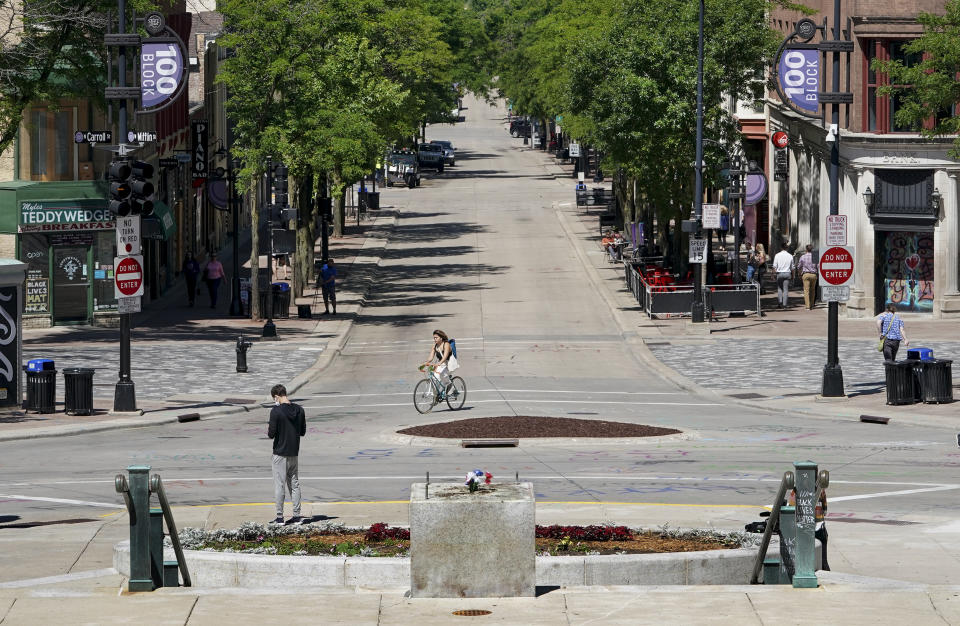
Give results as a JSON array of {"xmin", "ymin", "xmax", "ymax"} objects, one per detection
[{"xmin": 881, "ymin": 231, "xmax": 934, "ymax": 312}]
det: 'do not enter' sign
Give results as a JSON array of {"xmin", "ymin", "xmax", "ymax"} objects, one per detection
[
  {"xmin": 818, "ymin": 246, "xmax": 854, "ymax": 286},
  {"xmin": 114, "ymin": 255, "xmax": 145, "ymax": 298}
]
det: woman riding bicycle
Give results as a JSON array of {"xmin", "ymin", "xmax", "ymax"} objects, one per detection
[{"xmin": 421, "ymin": 329, "xmax": 453, "ymax": 395}]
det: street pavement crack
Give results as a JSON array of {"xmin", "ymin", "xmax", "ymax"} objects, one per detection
[{"xmin": 66, "ymin": 519, "xmax": 109, "ymax": 574}]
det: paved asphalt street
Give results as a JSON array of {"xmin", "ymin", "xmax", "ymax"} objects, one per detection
[{"xmin": 1, "ymin": 96, "xmax": 959, "ymax": 596}]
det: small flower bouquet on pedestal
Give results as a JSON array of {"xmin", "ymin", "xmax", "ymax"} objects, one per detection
[{"xmin": 464, "ymin": 469, "xmax": 493, "ymax": 492}]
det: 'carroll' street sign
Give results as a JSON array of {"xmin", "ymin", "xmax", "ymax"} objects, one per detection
[
  {"xmin": 74, "ymin": 130, "xmax": 112, "ymax": 144},
  {"xmin": 819, "ymin": 246, "xmax": 854, "ymax": 287},
  {"xmin": 114, "ymin": 255, "xmax": 145, "ymax": 298}
]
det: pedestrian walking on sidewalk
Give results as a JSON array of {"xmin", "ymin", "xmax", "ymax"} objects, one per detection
[
  {"xmin": 796, "ymin": 244, "xmax": 819, "ymax": 309},
  {"xmin": 716, "ymin": 207, "xmax": 729, "ymax": 249},
  {"xmin": 203, "ymin": 253, "xmax": 225, "ymax": 309},
  {"xmin": 746, "ymin": 243, "xmax": 767, "ymax": 285},
  {"xmin": 181, "ymin": 254, "xmax": 200, "ymax": 307},
  {"xmin": 876, "ymin": 304, "xmax": 909, "ymax": 362},
  {"xmin": 772, "ymin": 246, "xmax": 794, "ymax": 308},
  {"xmin": 268, "ymin": 384, "xmax": 306, "ymax": 525},
  {"xmin": 318, "ymin": 258, "xmax": 336, "ymax": 315}
]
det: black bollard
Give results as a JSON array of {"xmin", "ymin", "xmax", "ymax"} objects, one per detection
[{"xmin": 236, "ymin": 334, "xmax": 252, "ymax": 373}]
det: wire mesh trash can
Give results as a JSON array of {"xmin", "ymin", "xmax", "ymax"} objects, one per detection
[
  {"xmin": 258, "ymin": 283, "xmax": 290, "ymax": 318},
  {"xmin": 884, "ymin": 361, "xmax": 917, "ymax": 406},
  {"xmin": 915, "ymin": 359, "xmax": 953, "ymax": 404},
  {"xmin": 63, "ymin": 368, "xmax": 95, "ymax": 415},
  {"xmin": 23, "ymin": 365, "xmax": 57, "ymax": 413}
]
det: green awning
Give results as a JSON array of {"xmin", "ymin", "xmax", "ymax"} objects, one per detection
[{"xmin": 143, "ymin": 201, "xmax": 176, "ymax": 241}]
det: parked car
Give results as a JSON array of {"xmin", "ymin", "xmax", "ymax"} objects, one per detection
[
  {"xmin": 386, "ymin": 150, "xmax": 421, "ymax": 188},
  {"xmin": 430, "ymin": 140, "xmax": 455, "ymax": 166},
  {"xmin": 509, "ymin": 119, "xmax": 531, "ymax": 138},
  {"xmin": 417, "ymin": 143, "xmax": 445, "ymax": 172}
]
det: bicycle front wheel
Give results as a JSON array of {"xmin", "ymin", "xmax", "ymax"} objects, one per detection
[
  {"xmin": 446, "ymin": 376, "xmax": 466, "ymax": 410},
  {"xmin": 413, "ymin": 379, "xmax": 437, "ymax": 414}
]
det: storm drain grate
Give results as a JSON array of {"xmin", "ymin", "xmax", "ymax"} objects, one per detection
[
  {"xmin": 728, "ymin": 392, "xmax": 766, "ymax": 399},
  {"xmin": 452, "ymin": 610, "xmax": 492, "ymax": 617}
]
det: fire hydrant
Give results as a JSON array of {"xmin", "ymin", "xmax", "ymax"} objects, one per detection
[{"xmin": 236, "ymin": 334, "xmax": 252, "ymax": 373}]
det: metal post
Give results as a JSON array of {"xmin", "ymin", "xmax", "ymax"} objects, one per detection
[
  {"xmin": 127, "ymin": 465, "xmax": 153, "ymax": 592},
  {"xmin": 691, "ymin": 0, "xmax": 706, "ymax": 322},
  {"xmin": 778, "ymin": 505, "xmax": 797, "ymax": 584},
  {"xmin": 822, "ymin": 0, "xmax": 845, "ymax": 396},
  {"xmin": 792, "ymin": 461, "xmax": 819, "ymax": 588},
  {"xmin": 228, "ymin": 156, "xmax": 243, "ymax": 316},
  {"xmin": 263, "ymin": 157, "xmax": 276, "ymax": 337},
  {"xmin": 732, "ymin": 160, "xmax": 743, "ymax": 283},
  {"xmin": 114, "ymin": 0, "xmax": 136, "ymax": 412}
]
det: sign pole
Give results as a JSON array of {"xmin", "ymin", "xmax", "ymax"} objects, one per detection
[
  {"xmin": 691, "ymin": 0, "xmax": 706, "ymax": 323},
  {"xmin": 822, "ymin": 0, "xmax": 845, "ymax": 397},
  {"xmin": 114, "ymin": 0, "xmax": 136, "ymax": 412}
]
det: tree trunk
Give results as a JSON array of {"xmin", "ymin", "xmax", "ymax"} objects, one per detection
[
  {"xmin": 293, "ymin": 169, "xmax": 314, "ymax": 299},
  {"xmin": 248, "ymin": 177, "xmax": 261, "ymax": 320},
  {"xmin": 332, "ymin": 168, "xmax": 346, "ymax": 238}
]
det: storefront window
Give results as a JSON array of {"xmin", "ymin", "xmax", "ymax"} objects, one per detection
[
  {"xmin": 94, "ymin": 232, "xmax": 118, "ymax": 311},
  {"xmin": 23, "ymin": 108, "xmax": 76, "ymax": 181},
  {"xmin": 879, "ymin": 230, "xmax": 934, "ymax": 312},
  {"xmin": 21, "ymin": 234, "xmax": 49, "ymax": 314}
]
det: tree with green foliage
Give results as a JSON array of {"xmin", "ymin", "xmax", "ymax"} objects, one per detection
[
  {"xmin": 0, "ymin": 0, "xmax": 155, "ymax": 155},
  {"xmin": 873, "ymin": 0, "xmax": 960, "ymax": 158}
]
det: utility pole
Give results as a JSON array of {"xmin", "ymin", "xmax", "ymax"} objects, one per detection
[
  {"xmin": 114, "ymin": 0, "xmax": 136, "ymax": 412},
  {"xmin": 228, "ymin": 155, "xmax": 243, "ymax": 316},
  {"xmin": 263, "ymin": 157, "xmax": 276, "ymax": 337},
  {"xmin": 691, "ymin": 0, "xmax": 706, "ymax": 323}
]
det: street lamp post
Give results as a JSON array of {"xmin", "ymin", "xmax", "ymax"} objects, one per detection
[
  {"xmin": 262, "ymin": 157, "xmax": 276, "ymax": 338},
  {"xmin": 691, "ymin": 0, "xmax": 706, "ymax": 323},
  {"xmin": 228, "ymin": 156, "xmax": 243, "ymax": 316}
]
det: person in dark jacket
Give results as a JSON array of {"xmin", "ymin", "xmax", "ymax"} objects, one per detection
[
  {"xmin": 268, "ymin": 384, "xmax": 307, "ymax": 524},
  {"xmin": 181, "ymin": 254, "xmax": 200, "ymax": 307}
]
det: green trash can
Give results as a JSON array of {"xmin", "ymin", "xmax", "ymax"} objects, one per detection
[{"xmin": 63, "ymin": 368, "xmax": 95, "ymax": 416}]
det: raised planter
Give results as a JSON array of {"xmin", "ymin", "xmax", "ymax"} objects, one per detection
[{"xmin": 113, "ymin": 541, "xmax": 761, "ymax": 589}]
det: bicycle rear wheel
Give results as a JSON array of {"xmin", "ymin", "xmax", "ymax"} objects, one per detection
[
  {"xmin": 446, "ymin": 376, "xmax": 466, "ymax": 410},
  {"xmin": 413, "ymin": 379, "xmax": 437, "ymax": 414}
]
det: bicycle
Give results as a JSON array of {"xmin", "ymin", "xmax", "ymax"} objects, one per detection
[{"xmin": 413, "ymin": 365, "xmax": 466, "ymax": 414}]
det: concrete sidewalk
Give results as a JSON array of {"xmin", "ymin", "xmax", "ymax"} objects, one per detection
[
  {"xmin": 536, "ymin": 147, "xmax": 960, "ymax": 429},
  {"xmin": 0, "ymin": 210, "xmax": 397, "ymax": 442}
]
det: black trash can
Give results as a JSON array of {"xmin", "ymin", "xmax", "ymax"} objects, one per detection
[
  {"xmin": 272, "ymin": 282, "xmax": 290, "ymax": 318},
  {"xmin": 366, "ymin": 191, "xmax": 380, "ymax": 210},
  {"xmin": 915, "ymin": 359, "xmax": 953, "ymax": 404},
  {"xmin": 884, "ymin": 360, "xmax": 917, "ymax": 405},
  {"xmin": 63, "ymin": 368, "xmax": 95, "ymax": 416},
  {"xmin": 23, "ymin": 367, "xmax": 57, "ymax": 413}
]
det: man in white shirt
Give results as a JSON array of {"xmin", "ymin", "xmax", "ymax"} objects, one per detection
[{"xmin": 771, "ymin": 246, "xmax": 794, "ymax": 308}]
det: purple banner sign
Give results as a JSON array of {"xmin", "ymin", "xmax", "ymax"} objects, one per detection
[
  {"xmin": 745, "ymin": 172, "xmax": 768, "ymax": 206},
  {"xmin": 778, "ymin": 48, "xmax": 819, "ymax": 114},
  {"xmin": 141, "ymin": 39, "xmax": 184, "ymax": 110}
]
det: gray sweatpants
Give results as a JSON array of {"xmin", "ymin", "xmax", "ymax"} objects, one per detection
[{"xmin": 272, "ymin": 454, "xmax": 301, "ymax": 517}]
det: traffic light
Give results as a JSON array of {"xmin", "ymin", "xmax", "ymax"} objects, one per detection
[
  {"xmin": 272, "ymin": 164, "xmax": 289, "ymax": 208},
  {"xmin": 108, "ymin": 160, "xmax": 132, "ymax": 216},
  {"xmin": 129, "ymin": 161, "xmax": 155, "ymax": 216}
]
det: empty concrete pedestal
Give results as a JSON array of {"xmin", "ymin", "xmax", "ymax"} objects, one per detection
[{"xmin": 410, "ymin": 482, "xmax": 535, "ymax": 598}]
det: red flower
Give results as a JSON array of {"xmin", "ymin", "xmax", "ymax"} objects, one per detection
[{"xmin": 484, "ymin": 472, "xmax": 493, "ymax": 484}]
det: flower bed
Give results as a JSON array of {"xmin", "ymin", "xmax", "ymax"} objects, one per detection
[{"xmin": 178, "ymin": 522, "xmax": 753, "ymax": 558}]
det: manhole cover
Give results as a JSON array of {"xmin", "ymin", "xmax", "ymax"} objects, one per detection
[
  {"xmin": 728, "ymin": 392, "xmax": 766, "ymax": 399},
  {"xmin": 452, "ymin": 609, "xmax": 492, "ymax": 617}
]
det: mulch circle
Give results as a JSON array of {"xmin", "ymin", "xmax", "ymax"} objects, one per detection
[{"xmin": 397, "ymin": 416, "xmax": 681, "ymax": 439}]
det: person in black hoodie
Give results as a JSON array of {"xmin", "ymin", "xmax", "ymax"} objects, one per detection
[{"xmin": 268, "ymin": 384, "xmax": 307, "ymax": 524}]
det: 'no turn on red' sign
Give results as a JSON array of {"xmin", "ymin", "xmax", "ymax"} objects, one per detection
[
  {"xmin": 114, "ymin": 255, "xmax": 144, "ymax": 298},
  {"xmin": 819, "ymin": 246, "xmax": 855, "ymax": 287}
]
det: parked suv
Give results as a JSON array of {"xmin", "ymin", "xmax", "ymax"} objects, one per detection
[
  {"xmin": 417, "ymin": 143, "xmax": 445, "ymax": 172},
  {"xmin": 430, "ymin": 140, "xmax": 455, "ymax": 166},
  {"xmin": 509, "ymin": 119, "xmax": 531, "ymax": 138},
  {"xmin": 386, "ymin": 150, "xmax": 421, "ymax": 188}
]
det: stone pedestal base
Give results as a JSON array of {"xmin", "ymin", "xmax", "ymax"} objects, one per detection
[{"xmin": 410, "ymin": 482, "xmax": 535, "ymax": 598}]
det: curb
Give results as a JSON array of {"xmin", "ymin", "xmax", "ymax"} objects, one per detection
[{"xmin": 0, "ymin": 211, "xmax": 400, "ymax": 443}]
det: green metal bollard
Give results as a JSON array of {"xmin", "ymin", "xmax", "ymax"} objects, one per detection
[
  {"xmin": 127, "ymin": 466, "xmax": 154, "ymax": 592},
  {"xmin": 150, "ymin": 509, "xmax": 165, "ymax": 588},
  {"xmin": 778, "ymin": 505, "xmax": 797, "ymax": 585},
  {"xmin": 792, "ymin": 461, "xmax": 819, "ymax": 588}
]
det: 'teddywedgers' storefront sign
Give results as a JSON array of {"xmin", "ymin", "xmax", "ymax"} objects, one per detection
[{"xmin": 19, "ymin": 201, "xmax": 115, "ymax": 233}]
